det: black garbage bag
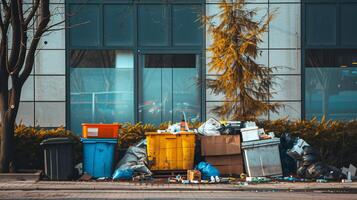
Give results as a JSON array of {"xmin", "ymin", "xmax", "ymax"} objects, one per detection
[
  {"xmin": 279, "ymin": 133, "xmax": 298, "ymax": 176},
  {"xmin": 304, "ymin": 162, "xmax": 346, "ymax": 180},
  {"xmin": 302, "ymin": 146, "xmax": 320, "ymax": 166}
]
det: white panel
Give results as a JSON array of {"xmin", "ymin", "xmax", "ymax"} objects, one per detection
[
  {"xmin": 206, "ymin": 4, "xmax": 221, "ymax": 49},
  {"xmin": 270, "ymin": 50, "xmax": 301, "ymax": 74},
  {"xmin": 8, "ymin": 76, "xmax": 34, "ymax": 101},
  {"xmin": 49, "ymin": 4, "xmax": 65, "ymax": 28},
  {"xmin": 246, "ymin": 4, "xmax": 269, "ymax": 49},
  {"xmin": 269, "ymin": 3, "xmax": 301, "ymax": 48},
  {"xmin": 38, "ymin": 26, "xmax": 65, "ymax": 49},
  {"xmin": 35, "ymin": 102, "xmax": 65, "ymax": 127},
  {"xmin": 206, "ymin": 101, "xmax": 225, "ymax": 120},
  {"xmin": 35, "ymin": 76, "xmax": 65, "ymax": 101},
  {"xmin": 271, "ymin": 75, "xmax": 301, "ymax": 101},
  {"xmin": 35, "ymin": 50, "xmax": 65, "ymax": 74},
  {"xmin": 256, "ymin": 50, "xmax": 269, "ymax": 66},
  {"xmin": 206, "ymin": 88, "xmax": 225, "ymax": 101},
  {"xmin": 16, "ymin": 102, "xmax": 34, "ymax": 126},
  {"xmin": 270, "ymin": 0, "xmax": 300, "ymax": 2},
  {"xmin": 269, "ymin": 101, "xmax": 301, "ymax": 120}
]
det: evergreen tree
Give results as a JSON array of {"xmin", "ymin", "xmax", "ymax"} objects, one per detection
[{"xmin": 205, "ymin": 0, "xmax": 281, "ymax": 120}]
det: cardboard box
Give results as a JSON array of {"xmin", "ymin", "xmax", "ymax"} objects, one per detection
[
  {"xmin": 200, "ymin": 135, "xmax": 241, "ymax": 156},
  {"xmin": 205, "ymin": 155, "xmax": 244, "ymax": 176}
]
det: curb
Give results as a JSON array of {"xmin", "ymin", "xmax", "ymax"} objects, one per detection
[{"xmin": 0, "ymin": 186, "xmax": 357, "ymax": 193}]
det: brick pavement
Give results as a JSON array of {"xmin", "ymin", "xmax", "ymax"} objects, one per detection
[{"xmin": 0, "ymin": 181, "xmax": 356, "ymax": 192}]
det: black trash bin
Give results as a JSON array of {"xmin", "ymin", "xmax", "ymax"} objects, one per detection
[{"xmin": 40, "ymin": 137, "xmax": 76, "ymax": 180}]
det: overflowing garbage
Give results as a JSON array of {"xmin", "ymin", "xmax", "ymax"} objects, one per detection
[
  {"xmin": 74, "ymin": 118, "xmax": 354, "ymax": 185},
  {"xmin": 112, "ymin": 140, "xmax": 152, "ymax": 180}
]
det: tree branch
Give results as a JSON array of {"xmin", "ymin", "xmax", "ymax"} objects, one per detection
[
  {"xmin": 25, "ymin": 0, "xmax": 39, "ymax": 26},
  {"xmin": 7, "ymin": 0, "xmax": 22, "ymax": 74},
  {"xmin": 12, "ymin": 0, "xmax": 28, "ymax": 76},
  {"xmin": 20, "ymin": 0, "xmax": 50, "ymax": 84}
]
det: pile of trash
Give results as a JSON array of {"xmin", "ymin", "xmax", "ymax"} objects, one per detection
[
  {"xmin": 280, "ymin": 133, "xmax": 347, "ymax": 181},
  {"xmin": 112, "ymin": 140, "xmax": 152, "ymax": 180}
]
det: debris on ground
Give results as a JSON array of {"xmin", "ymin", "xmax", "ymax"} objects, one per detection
[
  {"xmin": 112, "ymin": 140, "xmax": 152, "ymax": 180},
  {"xmin": 282, "ymin": 133, "xmax": 346, "ymax": 181},
  {"xmin": 195, "ymin": 162, "xmax": 220, "ymax": 180},
  {"xmin": 78, "ymin": 173, "xmax": 92, "ymax": 181}
]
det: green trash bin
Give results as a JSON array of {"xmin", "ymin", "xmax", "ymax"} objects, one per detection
[{"xmin": 40, "ymin": 137, "xmax": 76, "ymax": 180}]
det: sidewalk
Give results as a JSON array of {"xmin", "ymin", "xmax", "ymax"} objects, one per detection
[{"xmin": 0, "ymin": 181, "xmax": 356, "ymax": 193}]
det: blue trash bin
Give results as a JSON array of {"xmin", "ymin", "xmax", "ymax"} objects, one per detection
[{"xmin": 81, "ymin": 138, "xmax": 117, "ymax": 178}]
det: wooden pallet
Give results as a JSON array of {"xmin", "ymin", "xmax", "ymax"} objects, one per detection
[{"xmin": 151, "ymin": 170, "xmax": 187, "ymax": 178}]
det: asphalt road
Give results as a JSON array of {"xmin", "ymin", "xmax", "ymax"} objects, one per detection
[{"xmin": 0, "ymin": 190, "xmax": 356, "ymax": 200}]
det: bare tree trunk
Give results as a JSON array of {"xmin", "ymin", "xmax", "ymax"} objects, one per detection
[{"xmin": 0, "ymin": 115, "xmax": 15, "ymax": 173}]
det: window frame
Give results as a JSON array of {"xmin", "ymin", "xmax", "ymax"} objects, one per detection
[{"xmin": 65, "ymin": 1, "xmax": 205, "ymax": 130}]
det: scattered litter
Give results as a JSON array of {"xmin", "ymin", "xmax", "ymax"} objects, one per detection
[
  {"xmin": 187, "ymin": 170, "xmax": 201, "ymax": 183},
  {"xmin": 245, "ymin": 177, "xmax": 271, "ymax": 183},
  {"xmin": 75, "ymin": 163, "xmax": 83, "ymax": 175},
  {"xmin": 197, "ymin": 118, "xmax": 222, "ymax": 136},
  {"xmin": 112, "ymin": 140, "xmax": 152, "ymax": 180},
  {"xmin": 78, "ymin": 173, "xmax": 92, "ymax": 181},
  {"xmin": 240, "ymin": 126, "xmax": 260, "ymax": 142},
  {"xmin": 316, "ymin": 179, "xmax": 328, "ymax": 183},
  {"xmin": 195, "ymin": 162, "xmax": 220, "ymax": 180},
  {"xmin": 112, "ymin": 168, "xmax": 134, "ymax": 180}
]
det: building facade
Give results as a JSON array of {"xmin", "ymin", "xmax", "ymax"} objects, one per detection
[{"xmin": 15, "ymin": 0, "xmax": 357, "ymax": 134}]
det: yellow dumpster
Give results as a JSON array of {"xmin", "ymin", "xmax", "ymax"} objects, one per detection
[{"xmin": 146, "ymin": 132, "xmax": 196, "ymax": 171}]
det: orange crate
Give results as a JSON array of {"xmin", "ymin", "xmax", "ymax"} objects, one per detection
[{"xmin": 82, "ymin": 123, "xmax": 120, "ymax": 139}]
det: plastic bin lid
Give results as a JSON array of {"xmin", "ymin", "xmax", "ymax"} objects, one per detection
[
  {"xmin": 80, "ymin": 138, "xmax": 118, "ymax": 143},
  {"xmin": 241, "ymin": 138, "xmax": 280, "ymax": 149},
  {"xmin": 40, "ymin": 137, "xmax": 76, "ymax": 145}
]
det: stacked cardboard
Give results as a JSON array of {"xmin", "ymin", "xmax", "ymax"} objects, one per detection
[{"xmin": 200, "ymin": 135, "xmax": 244, "ymax": 176}]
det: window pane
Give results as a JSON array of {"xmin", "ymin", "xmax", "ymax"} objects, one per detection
[
  {"xmin": 305, "ymin": 67, "xmax": 357, "ymax": 120},
  {"xmin": 305, "ymin": 49, "xmax": 357, "ymax": 67},
  {"xmin": 70, "ymin": 50, "xmax": 134, "ymax": 134},
  {"xmin": 104, "ymin": 5, "xmax": 134, "ymax": 46},
  {"xmin": 306, "ymin": 4, "xmax": 336, "ymax": 46},
  {"xmin": 145, "ymin": 54, "xmax": 196, "ymax": 68},
  {"xmin": 69, "ymin": 5, "xmax": 100, "ymax": 47},
  {"xmin": 139, "ymin": 54, "xmax": 201, "ymax": 125},
  {"xmin": 138, "ymin": 5, "xmax": 169, "ymax": 46},
  {"xmin": 173, "ymin": 5, "xmax": 202, "ymax": 46},
  {"xmin": 341, "ymin": 4, "xmax": 357, "ymax": 46}
]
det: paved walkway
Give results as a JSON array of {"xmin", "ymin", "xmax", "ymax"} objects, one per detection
[
  {"xmin": 1, "ymin": 189, "xmax": 356, "ymax": 200},
  {"xmin": 0, "ymin": 181, "xmax": 356, "ymax": 192}
]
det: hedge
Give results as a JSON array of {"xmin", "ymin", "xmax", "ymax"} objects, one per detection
[
  {"xmin": 10, "ymin": 119, "xmax": 357, "ymax": 170},
  {"xmin": 13, "ymin": 124, "xmax": 80, "ymax": 170},
  {"xmin": 258, "ymin": 118, "xmax": 357, "ymax": 168}
]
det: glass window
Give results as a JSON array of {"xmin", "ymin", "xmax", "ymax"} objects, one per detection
[
  {"xmin": 306, "ymin": 4, "xmax": 337, "ymax": 46},
  {"xmin": 104, "ymin": 5, "xmax": 134, "ymax": 46},
  {"xmin": 139, "ymin": 54, "xmax": 201, "ymax": 125},
  {"xmin": 69, "ymin": 5, "xmax": 100, "ymax": 47},
  {"xmin": 341, "ymin": 4, "xmax": 357, "ymax": 46},
  {"xmin": 305, "ymin": 49, "xmax": 357, "ymax": 120},
  {"xmin": 70, "ymin": 50, "xmax": 134, "ymax": 134},
  {"xmin": 173, "ymin": 5, "xmax": 202, "ymax": 46},
  {"xmin": 138, "ymin": 5, "xmax": 169, "ymax": 46}
]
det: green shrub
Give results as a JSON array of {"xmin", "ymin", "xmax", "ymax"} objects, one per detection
[
  {"xmin": 14, "ymin": 124, "xmax": 80, "ymax": 170},
  {"xmin": 13, "ymin": 119, "xmax": 357, "ymax": 170}
]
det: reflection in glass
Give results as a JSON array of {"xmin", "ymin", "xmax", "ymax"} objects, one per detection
[
  {"xmin": 138, "ymin": 5, "xmax": 169, "ymax": 46},
  {"xmin": 139, "ymin": 54, "xmax": 201, "ymax": 125},
  {"xmin": 70, "ymin": 50, "xmax": 134, "ymax": 134},
  {"xmin": 305, "ymin": 49, "xmax": 357, "ymax": 120}
]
